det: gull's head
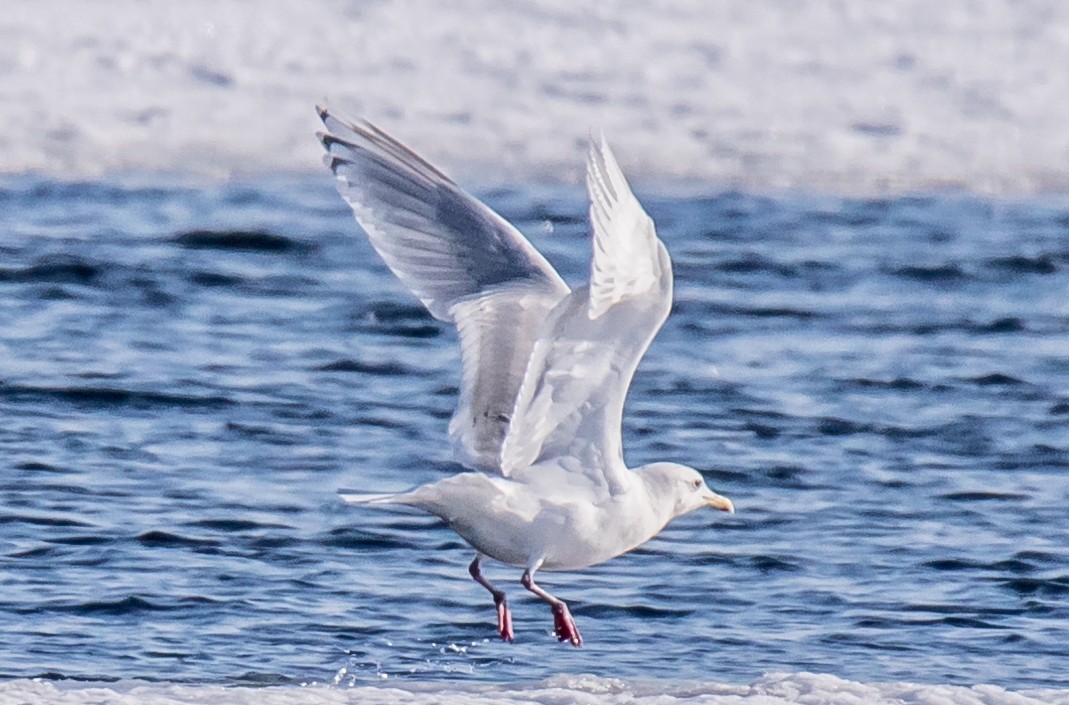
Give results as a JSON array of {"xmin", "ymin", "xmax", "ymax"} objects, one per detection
[{"xmin": 637, "ymin": 462, "xmax": 734, "ymax": 519}]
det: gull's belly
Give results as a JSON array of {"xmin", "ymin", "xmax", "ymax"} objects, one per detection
[{"xmin": 448, "ymin": 493, "xmax": 662, "ymax": 572}]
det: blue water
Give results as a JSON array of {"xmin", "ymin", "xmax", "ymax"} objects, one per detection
[{"xmin": 0, "ymin": 176, "xmax": 1067, "ymax": 689}]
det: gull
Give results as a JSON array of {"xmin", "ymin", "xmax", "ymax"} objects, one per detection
[{"xmin": 317, "ymin": 108, "xmax": 734, "ymax": 647}]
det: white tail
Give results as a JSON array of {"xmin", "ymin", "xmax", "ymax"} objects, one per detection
[{"xmin": 338, "ymin": 491, "xmax": 398, "ymax": 505}]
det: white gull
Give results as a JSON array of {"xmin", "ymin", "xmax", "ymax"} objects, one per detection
[{"xmin": 317, "ymin": 108, "xmax": 734, "ymax": 647}]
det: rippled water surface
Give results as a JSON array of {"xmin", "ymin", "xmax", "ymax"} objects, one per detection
[{"xmin": 0, "ymin": 177, "xmax": 1067, "ymax": 688}]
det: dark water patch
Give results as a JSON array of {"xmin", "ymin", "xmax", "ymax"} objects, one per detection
[
  {"xmin": 922, "ymin": 558, "xmax": 988, "ymax": 572},
  {"xmin": 352, "ymin": 301, "xmax": 441, "ymax": 338},
  {"xmin": 990, "ymin": 558, "xmax": 1037, "ymax": 574},
  {"xmin": 351, "ymin": 414, "xmax": 411, "ymax": 431},
  {"xmin": 848, "ymin": 377, "xmax": 927, "ymax": 391},
  {"xmin": 188, "ymin": 519, "xmax": 290, "ymax": 532},
  {"xmin": 188, "ymin": 270, "xmax": 245, "ymax": 287},
  {"xmin": 749, "ymin": 555, "xmax": 803, "ymax": 573},
  {"xmin": 14, "ymin": 460, "xmax": 67, "ymax": 472},
  {"xmin": 245, "ymin": 535, "xmax": 309, "ymax": 562},
  {"xmin": 247, "ymin": 535, "xmax": 300, "ymax": 551},
  {"xmin": 527, "ymin": 202, "xmax": 587, "ymax": 226},
  {"xmin": 27, "ymin": 671, "xmax": 121, "ymax": 682},
  {"xmin": 50, "ymin": 596, "xmax": 180, "ymax": 616},
  {"xmin": 0, "ymin": 256, "xmax": 102, "ymax": 285},
  {"xmin": 358, "ymin": 300, "xmax": 433, "ymax": 324},
  {"xmin": 1049, "ymin": 401, "xmax": 1069, "ymax": 415},
  {"xmin": 377, "ymin": 323, "xmax": 439, "ymax": 339},
  {"xmin": 0, "ymin": 480, "xmax": 97, "ymax": 496},
  {"xmin": 715, "ymin": 254, "xmax": 797, "ymax": 277},
  {"xmin": 986, "ymin": 254, "xmax": 1061, "ymax": 275},
  {"xmin": 246, "ymin": 273, "xmax": 320, "ymax": 297},
  {"xmin": 8, "ymin": 546, "xmax": 61, "ymax": 558},
  {"xmin": 939, "ymin": 491, "xmax": 1029, "ymax": 502},
  {"xmin": 172, "ymin": 230, "xmax": 312, "ymax": 253},
  {"xmin": 0, "ymin": 384, "xmax": 234, "ymax": 410},
  {"xmin": 230, "ymin": 671, "xmax": 299, "ymax": 686},
  {"xmin": 320, "ymin": 527, "xmax": 416, "ymax": 551},
  {"xmin": 906, "ymin": 318, "xmax": 1044, "ymax": 336},
  {"xmin": 998, "ymin": 576, "xmax": 1069, "ymax": 597},
  {"xmin": 824, "ymin": 631, "xmax": 917, "ymax": 652},
  {"xmin": 975, "ymin": 317, "xmax": 1026, "ymax": 333},
  {"xmin": 583, "ymin": 603, "xmax": 694, "ymax": 620},
  {"xmin": 31, "ymin": 286, "xmax": 75, "ymax": 300},
  {"xmin": 920, "ymin": 556, "xmax": 1036, "ymax": 576},
  {"xmin": 698, "ymin": 224, "xmax": 753, "ymax": 241},
  {"xmin": 764, "ymin": 465, "xmax": 812, "ymax": 489},
  {"xmin": 1014, "ymin": 550, "xmax": 1065, "ymax": 566},
  {"xmin": 744, "ymin": 420, "xmax": 781, "ymax": 439},
  {"xmin": 224, "ymin": 422, "xmax": 298, "ymax": 445},
  {"xmin": 808, "ymin": 207, "xmax": 882, "ymax": 228},
  {"xmin": 940, "ymin": 617, "xmax": 1010, "ymax": 629},
  {"xmin": 967, "ymin": 373, "xmax": 1027, "ymax": 386},
  {"xmin": 817, "ymin": 417, "xmax": 876, "ymax": 436},
  {"xmin": 316, "ymin": 359, "xmax": 412, "ymax": 376},
  {"xmin": 873, "ymin": 422, "xmax": 942, "ymax": 441},
  {"xmin": 0, "ymin": 514, "xmax": 93, "ymax": 528},
  {"xmin": 675, "ymin": 300, "xmax": 820, "ymax": 321},
  {"xmin": 888, "ymin": 263, "xmax": 968, "ymax": 283},
  {"xmin": 50, "ymin": 534, "xmax": 116, "ymax": 546},
  {"xmin": 996, "ymin": 445, "xmax": 1069, "ymax": 471},
  {"xmin": 145, "ymin": 650, "xmax": 193, "ymax": 661},
  {"xmin": 137, "ymin": 530, "xmax": 222, "ymax": 550},
  {"xmin": 902, "ymin": 603, "xmax": 1023, "ymax": 618},
  {"xmin": 72, "ymin": 370, "xmax": 125, "ymax": 380},
  {"xmin": 745, "ymin": 306, "xmax": 820, "ymax": 320}
]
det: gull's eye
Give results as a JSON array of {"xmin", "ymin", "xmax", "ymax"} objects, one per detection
[{"xmin": 692, "ymin": 478, "xmax": 702, "ymax": 489}]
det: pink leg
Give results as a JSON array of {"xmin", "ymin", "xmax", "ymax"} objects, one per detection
[
  {"xmin": 469, "ymin": 556, "xmax": 514, "ymax": 642},
  {"xmin": 521, "ymin": 569, "xmax": 582, "ymax": 647}
]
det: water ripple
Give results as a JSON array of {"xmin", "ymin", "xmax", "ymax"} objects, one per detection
[{"xmin": 0, "ymin": 179, "xmax": 1066, "ymax": 688}]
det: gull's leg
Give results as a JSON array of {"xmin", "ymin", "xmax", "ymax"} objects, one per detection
[
  {"xmin": 521, "ymin": 566, "xmax": 582, "ymax": 647},
  {"xmin": 468, "ymin": 556, "xmax": 513, "ymax": 642}
]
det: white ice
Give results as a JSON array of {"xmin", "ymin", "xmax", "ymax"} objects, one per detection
[
  {"xmin": 4, "ymin": 673, "xmax": 1069, "ymax": 705},
  {"xmin": 3, "ymin": 0, "xmax": 1069, "ymax": 194}
]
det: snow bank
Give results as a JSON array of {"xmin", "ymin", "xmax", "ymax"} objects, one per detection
[{"xmin": 2, "ymin": 0, "xmax": 1068, "ymax": 194}]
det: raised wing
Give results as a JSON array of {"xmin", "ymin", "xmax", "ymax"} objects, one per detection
[
  {"xmin": 499, "ymin": 135, "xmax": 672, "ymax": 495},
  {"xmin": 317, "ymin": 109, "xmax": 569, "ymax": 472}
]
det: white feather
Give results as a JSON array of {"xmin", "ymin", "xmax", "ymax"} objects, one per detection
[
  {"xmin": 317, "ymin": 109, "xmax": 569, "ymax": 473},
  {"xmin": 499, "ymin": 137, "xmax": 672, "ymax": 494}
]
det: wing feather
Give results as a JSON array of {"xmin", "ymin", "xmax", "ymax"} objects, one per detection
[
  {"xmin": 499, "ymin": 136, "xmax": 672, "ymax": 493},
  {"xmin": 317, "ymin": 109, "xmax": 570, "ymax": 473},
  {"xmin": 318, "ymin": 108, "xmax": 567, "ymax": 321},
  {"xmin": 587, "ymin": 132, "xmax": 661, "ymax": 320}
]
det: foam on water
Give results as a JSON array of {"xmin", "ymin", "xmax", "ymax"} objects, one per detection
[
  {"xmin": 4, "ymin": 674, "xmax": 1069, "ymax": 705},
  {"xmin": 3, "ymin": 0, "xmax": 1069, "ymax": 194}
]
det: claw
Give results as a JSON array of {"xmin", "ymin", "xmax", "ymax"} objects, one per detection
[{"xmin": 552, "ymin": 602, "xmax": 582, "ymax": 647}]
